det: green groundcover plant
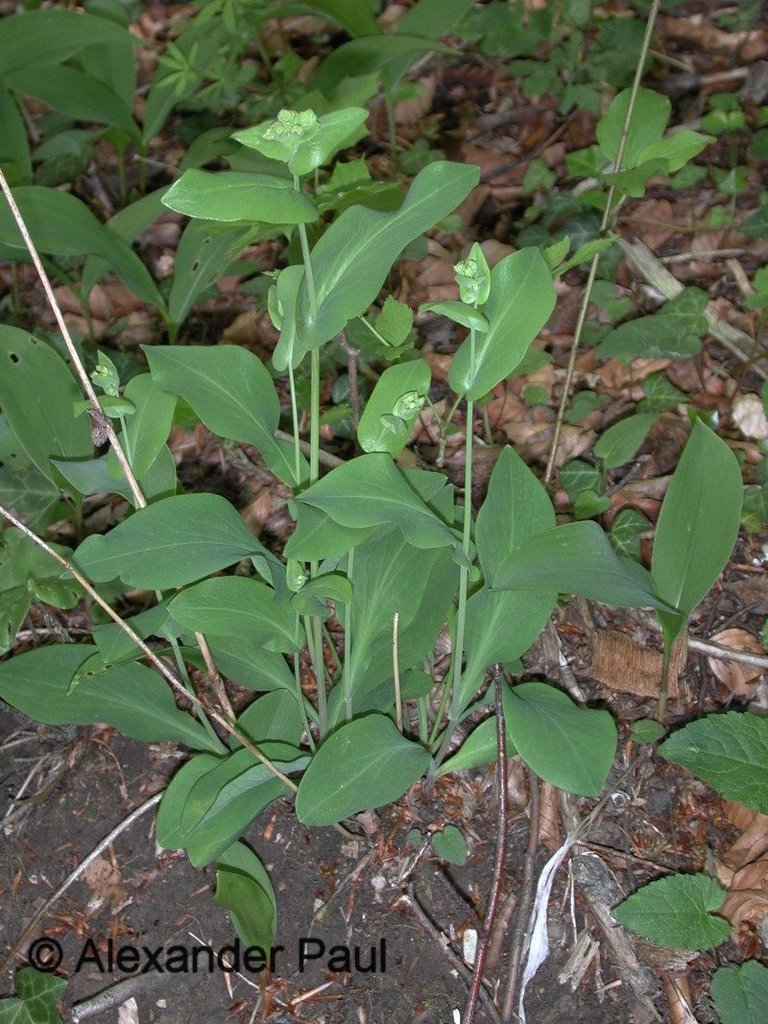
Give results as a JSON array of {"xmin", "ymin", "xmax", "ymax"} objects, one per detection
[{"xmin": 0, "ymin": 7, "xmax": 762, "ymax": 1019}]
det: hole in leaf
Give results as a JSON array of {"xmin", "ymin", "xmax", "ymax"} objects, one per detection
[
  {"xmin": 191, "ymin": 261, "xmax": 201, "ymax": 272},
  {"xmin": 9, "ymin": 353, "xmax": 18, "ymax": 363}
]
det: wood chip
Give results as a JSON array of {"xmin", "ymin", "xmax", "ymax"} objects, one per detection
[{"xmin": 589, "ymin": 629, "xmax": 687, "ymax": 698}]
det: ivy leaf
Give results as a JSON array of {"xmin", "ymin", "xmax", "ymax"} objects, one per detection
[{"xmin": 712, "ymin": 961, "xmax": 768, "ymax": 1024}]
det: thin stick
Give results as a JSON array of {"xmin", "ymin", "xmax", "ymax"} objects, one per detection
[
  {"xmin": 501, "ymin": 770, "xmax": 541, "ymax": 1023},
  {"xmin": 688, "ymin": 637, "xmax": 768, "ymax": 670},
  {"xmin": 194, "ymin": 630, "xmax": 236, "ymax": 724},
  {"xmin": 0, "ymin": 792, "xmax": 162, "ymax": 978},
  {"xmin": 462, "ymin": 667, "xmax": 508, "ymax": 1024},
  {"xmin": 0, "ymin": 166, "xmax": 144, "ymax": 509},
  {"xmin": 544, "ymin": 0, "xmax": 663, "ymax": 485},
  {"xmin": 0, "ymin": 500, "xmax": 298, "ymax": 794},
  {"xmin": 404, "ymin": 884, "xmax": 503, "ymax": 1024},
  {"xmin": 393, "ymin": 611, "xmax": 402, "ymax": 732}
]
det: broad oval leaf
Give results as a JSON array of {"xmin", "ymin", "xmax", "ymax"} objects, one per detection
[
  {"xmin": 357, "ymin": 358, "xmax": 430, "ymax": 455},
  {"xmin": 145, "ymin": 343, "xmax": 306, "ymax": 487},
  {"xmin": 448, "ymin": 248, "xmax": 556, "ymax": 401},
  {"xmin": 594, "ymin": 413, "xmax": 656, "ymax": 469},
  {"xmin": 296, "ymin": 713, "xmax": 430, "ymax": 825},
  {"xmin": 437, "ymin": 714, "xmax": 517, "ymax": 777},
  {"xmin": 419, "ymin": 300, "xmax": 489, "ymax": 333},
  {"xmin": 161, "ymin": 169, "xmax": 319, "ymax": 224},
  {"xmin": 107, "ymin": 373, "xmax": 176, "ymax": 479},
  {"xmin": 612, "ymin": 873, "xmax": 729, "ymax": 951},
  {"xmin": 6, "ymin": 65, "xmax": 138, "ymax": 137},
  {"xmin": 0, "ymin": 327, "xmax": 92, "ymax": 482},
  {"xmin": 275, "ymin": 161, "xmax": 480, "ymax": 369},
  {"xmin": 494, "ymin": 520, "xmax": 670, "ymax": 610},
  {"xmin": 74, "ymin": 493, "xmax": 269, "ymax": 589},
  {"xmin": 0, "ymin": 645, "xmax": 223, "ymax": 753},
  {"xmin": 505, "ymin": 682, "xmax": 616, "ymax": 796},
  {"xmin": 0, "ymin": 9, "xmax": 134, "ymax": 77},
  {"xmin": 475, "ymin": 446, "xmax": 555, "ymax": 584},
  {"xmin": 652, "ymin": 421, "xmax": 742, "ymax": 617},
  {"xmin": 659, "ymin": 712, "xmax": 768, "ymax": 812},
  {"xmin": 215, "ymin": 841, "xmax": 276, "ymax": 951},
  {"xmin": 169, "ymin": 577, "xmax": 302, "ymax": 653},
  {"xmin": 295, "ymin": 453, "xmax": 460, "ymax": 551},
  {"xmin": 597, "ymin": 87, "xmax": 671, "ymax": 170}
]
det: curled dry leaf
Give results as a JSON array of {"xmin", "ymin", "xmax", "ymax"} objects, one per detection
[
  {"xmin": 589, "ymin": 629, "xmax": 687, "ymax": 699},
  {"xmin": 722, "ymin": 802, "xmax": 768, "ymax": 870},
  {"xmin": 707, "ymin": 628, "xmax": 765, "ymax": 696},
  {"xmin": 84, "ymin": 855, "xmax": 128, "ymax": 914},
  {"xmin": 721, "ymin": 859, "xmax": 768, "ymax": 930}
]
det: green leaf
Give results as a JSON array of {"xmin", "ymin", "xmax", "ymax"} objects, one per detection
[
  {"xmin": 559, "ymin": 459, "xmax": 602, "ymax": 503},
  {"xmin": 304, "ymin": 0, "xmax": 380, "ymax": 36},
  {"xmin": 74, "ymin": 493, "xmax": 270, "ymax": 589},
  {"xmin": 311, "ymin": 35, "xmax": 454, "ymax": 96},
  {"xmin": 712, "ymin": 961, "xmax": 768, "ymax": 1024},
  {"xmin": 357, "ymin": 359, "xmax": 430, "ymax": 455},
  {"xmin": 145, "ymin": 344, "xmax": 306, "ymax": 487},
  {"xmin": 609, "ymin": 508, "xmax": 650, "ymax": 562},
  {"xmin": 505, "ymin": 682, "xmax": 616, "ymax": 796},
  {"xmin": 53, "ymin": 447, "xmax": 177, "ymax": 507},
  {"xmin": 107, "ymin": 373, "xmax": 176, "ymax": 479},
  {"xmin": 448, "ymin": 248, "xmax": 556, "ymax": 400},
  {"xmin": 458, "ymin": 586, "xmax": 556, "ymax": 714},
  {"xmin": 206, "ymin": 637, "xmax": 296, "ymax": 694},
  {"xmin": 180, "ymin": 744, "xmax": 308, "ymax": 865},
  {"xmin": 0, "ymin": 9, "xmax": 134, "ymax": 77},
  {"xmin": 233, "ymin": 108, "xmax": 368, "ymax": 178},
  {"xmin": 295, "ymin": 453, "xmax": 460, "ymax": 552},
  {"xmin": 652, "ymin": 421, "xmax": 743, "ymax": 617},
  {"xmin": 215, "ymin": 842, "xmax": 276, "ymax": 951},
  {"xmin": 284, "ymin": 504, "xmax": 376, "ymax": 562},
  {"xmin": 374, "ymin": 295, "xmax": 413, "ymax": 346},
  {"xmin": 613, "ymin": 873, "xmax": 729, "ymax": 950},
  {"xmin": 162, "ymin": 170, "xmax": 319, "ymax": 224},
  {"xmin": 476, "ymin": 447, "xmax": 555, "ymax": 584},
  {"xmin": 296, "ymin": 713, "xmax": 430, "ymax": 825},
  {"xmin": 0, "ymin": 327, "xmax": 92, "ymax": 482},
  {"xmin": 431, "ymin": 824, "xmax": 467, "ymax": 865},
  {"xmin": 597, "ymin": 87, "xmax": 671, "ymax": 169},
  {"xmin": 6, "ymin": 64, "xmax": 138, "ymax": 137},
  {"xmin": 638, "ymin": 130, "xmax": 713, "ymax": 173},
  {"xmin": 631, "ymin": 719, "xmax": 666, "ymax": 744},
  {"xmin": 0, "ymin": 464, "xmax": 63, "ymax": 532},
  {"xmin": 659, "ymin": 712, "xmax": 768, "ymax": 812},
  {"xmin": 494, "ymin": 520, "xmax": 670, "ymax": 610},
  {"xmin": 594, "ymin": 414, "xmax": 656, "ymax": 469},
  {"xmin": 0, "ymin": 188, "xmax": 162, "ymax": 308},
  {"xmin": 232, "ymin": 690, "xmax": 304, "ymax": 749},
  {"xmin": 437, "ymin": 714, "xmax": 517, "ymax": 777},
  {"xmin": 0, "ymin": 967, "xmax": 67, "ymax": 1024},
  {"xmin": 598, "ymin": 314, "xmax": 703, "ymax": 361},
  {"xmin": 168, "ymin": 577, "xmax": 302, "ymax": 653},
  {"xmin": 0, "ymin": 86, "xmax": 32, "ymax": 184},
  {"xmin": 166, "ymin": 221, "xmax": 262, "ymax": 332},
  {"xmin": 552, "ymin": 234, "xmax": 617, "ymax": 276},
  {"xmin": 275, "ymin": 161, "xmax": 479, "ymax": 369},
  {"xmin": 419, "ymin": 300, "xmax": 489, "ymax": 333},
  {"xmin": 0, "ymin": 645, "xmax": 223, "ymax": 753}
]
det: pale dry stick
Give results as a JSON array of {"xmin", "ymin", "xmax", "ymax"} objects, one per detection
[
  {"xmin": 687, "ymin": 637, "xmax": 768, "ymax": 670},
  {"xmin": 0, "ymin": 500, "xmax": 299, "ymax": 794},
  {"xmin": 0, "ymin": 791, "xmax": 163, "ymax": 979},
  {"xmin": 393, "ymin": 611, "xmax": 403, "ymax": 732},
  {"xmin": 462, "ymin": 668, "xmax": 508, "ymax": 1024},
  {"xmin": 69, "ymin": 966, "xmax": 181, "ymax": 1023},
  {"xmin": 0, "ymin": 166, "xmax": 144, "ymax": 508},
  {"xmin": 544, "ymin": 0, "xmax": 663, "ymax": 486}
]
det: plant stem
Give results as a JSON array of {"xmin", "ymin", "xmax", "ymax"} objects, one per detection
[
  {"xmin": 287, "ymin": 362, "xmax": 302, "ymax": 486},
  {"xmin": 293, "ymin": 653, "xmax": 316, "ymax": 752},
  {"xmin": 169, "ymin": 634, "xmax": 223, "ymax": 750},
  {"xmin": 304, "ymin": 614, "xmax": 327, "ymax": 738},
  {"xmin": 393, "ymin": 611, "xmax": 403, "ymax": 732},
  {"xmin": 342, "ymin": 547, "xmax": 355, "ymax": 721},
  {"xmin": 544, "ymin": 0, "xmax": 662, "ymax": 485}
]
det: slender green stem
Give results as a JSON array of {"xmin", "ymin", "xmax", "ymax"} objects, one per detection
[
  {"xmin": 169, "ymin": 633, "xmax": 223, "ymax": 750},
  {"xmin": 342, "ymin": 547, "xmax": 355, "ymax": 721},
  {"xmin": 417, "ymin": 696, "xmax": 429, "ymax": 745},
  {"xmin": 287, "ymin": 363, "xmax": 302, "ymax": 487},
  {"xmin": 118, "ymin": 414, "xmax": 133, "ymax": 467},
  {"xmin": 304, "ymin": 614, "xmax": 327, "ymax": 738},
  {"xmin": 293, "ymin": 652, "xmax": 316, "ymax": 752},
  {"xmin": 309, "ymin": 349, "xmax": 320, "ymax": 483}
]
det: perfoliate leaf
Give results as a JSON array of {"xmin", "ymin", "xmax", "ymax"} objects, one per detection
[
  {"xmin": 597, "ymin": 87, "xmax": 671, "ymax": 169},
  {"xmin": 612, "ymin": 873, "xmax": 729, "ymax": 950},
  {"xmin": 161, "ymin": 169, "xmax": 319, "ymax": 224},
  {"xmin": 296, "ymin": 713, "xmax": 430, "ymax": 825},
  {"xmin": 357, "ymin": 359, "xmax": 430, "ymax": 455},
  {"xmin": 448, "ymin": 248, "xmax": 555, "ymax": 400},
  {"xmin": 274, "ymin": 161, "xmax": 479, "ymax": 368},
  {"xmin": 659, "ymin": 712, "xmax": 768, "ymax": 812}
]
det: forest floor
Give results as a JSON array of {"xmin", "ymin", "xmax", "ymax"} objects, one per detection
[{"xmin": 2, "ymin": 2, "xmax": 768, "ymax": 1023}]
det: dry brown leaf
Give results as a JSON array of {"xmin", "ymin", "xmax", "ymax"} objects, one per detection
[
  {"xmin": 662, "ymin": 973, "xmax": 698, "ymax": 1024},
  {"xmin": 84, "ymin": 856, "xmax": 127, "ymax": 914},
  {"xmin": 722, "ymin": 859, "xmax": 768, "ymax": 929},
  {"xmin": 589, "ymin": 629, "xmax": 687, "ymax": 698},
  {"xmin": 723, "ymin": 803, "xmax": 768, "ymax": 869},
  {"xmin": 537, "ymin": 781, "xmax": 562, "ymax": 851},
  {"xmin": 707, "ymin": 628, "xmax": 765, "ymax": 695}
]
